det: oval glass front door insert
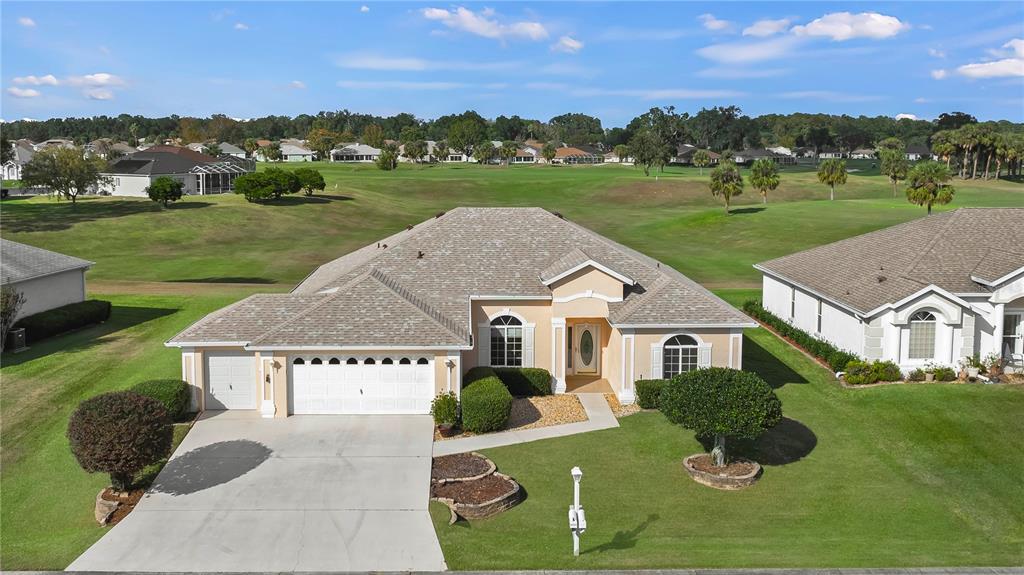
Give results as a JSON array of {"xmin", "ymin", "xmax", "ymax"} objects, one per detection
[{"xmin": 580, "ymin": 330, "xmax": 594, "ymax": 365}]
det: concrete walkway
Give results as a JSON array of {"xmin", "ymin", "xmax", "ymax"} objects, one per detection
[{"xmin": 433, "ymin": 393, "xmax": 618, "ymax": 456}]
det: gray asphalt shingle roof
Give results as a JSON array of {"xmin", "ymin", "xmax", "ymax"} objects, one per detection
[
  {"xmin": 756, "ymin": 208, "xmax": 1024, "ymax": 314},
  {"xmin": 171, "ymin": 207, "xmax": 753, "ymax": 347},
  {"xmin": 0, "ymin": 239, "xmax": 93, "ymax": 285}
]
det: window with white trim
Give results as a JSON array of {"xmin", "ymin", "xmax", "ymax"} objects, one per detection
[
  {"xmin": 908, "ymin": 311, "xmax": 937, "ymax": 359},
  {"xmin": 490, "ymin": 315, "xmax": 523, "ymax": 367},
  {"xmin": 663, "ymin": 335, "xmax": 699, "ymax": 378}
]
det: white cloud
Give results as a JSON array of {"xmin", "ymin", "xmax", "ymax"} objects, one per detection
[
  {"xmin": 928, "ymin": 48, "xmax": 946, "ymax": 58},
  {"xmin": 955, "ymin": 39, "xmax": 1024, "ymax": 79},
  {"xmin": 895, "ymin": 113, "xmax": 918, "ymax": 120},
  {"xmin": 696, "ymin": 67, "xmax": 788, "ymax": 79},
  {"xmin": 66, "ymin": 73, "xmax": 125, "ymax": 87},
  {"xmin": 421, "ymin": 7, "xmax": 547, "ymax": 41},
  {"xmin": 930, "ymin": 69, "xmax": 948, "ymax": 79},
  {"xmin": 552, "ymin": 35, "xmax": 584, "ymax": 54},
  {"xmin": 85, "ymin": 88, "xmax": 114, "ymax": 100},
  {"xmin": 914, "ymin": 97, "xmax": 930, "ymax": 103},
  {"xmin": 234, "ymin": 22, "xmax": 249, "ymax": 30},
  {"xmin": 360, "ymin": 5, "xmax": 369, "ymax": 12},
  {"xmin": 791, "ymin": 12, "xmax": 908, "ymax": 41},
  {"xmin": 778, "ymin": 90, "xmax": 883, "ymax": 102},
  {"xmin": 18, "ymin": 16, "xmax": 36, "ymax": 28},
  {"xmin": 337, "ymin": 80, "xmax": 464, "ymax": 90},
  {"xmin": 289, "ymin": 80, "xmax": 306, "ymax": 89},
  {"xmin": 697, "ymin": 36, "xmax": 803, "ymax": 64},
  {"xmin": 1006, "ymin": 38, "xmax": 1024, "ymax": 58},
  {"xmin": 743, "ymin": 18, "xmax": 791, "ymax": 37},
  {"xmin": 334, "ymin": 53, "xmax": 520, "ymax": 72},
  {"xmin": 13, "ymin": 74, "xmax": 59, "ymax": 86},
  {"xmin": 698, "ymin": 14, "xmax": 732, "ymax": 32},
  {"xmin": 7, "ymin": 87, "xmax": 41, "ymax": 98}
]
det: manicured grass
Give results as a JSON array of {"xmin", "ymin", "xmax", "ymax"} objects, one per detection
[
  {"xmin": 430, "ymin": 327, "xmax": 1024, "ymax": 568},
  {"xmin": 0, "ymin": 292, "xmax": 256, "ymax": 570},
  {"xmin": 1, "ymin": 163, "xmax": 1020, "ymax": 288}
]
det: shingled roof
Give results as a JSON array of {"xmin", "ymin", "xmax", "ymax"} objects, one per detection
[
  {"xmin": 755, "ymin": 208, "xmax": 1024, "ymax": 315},
  {"xmin": 1, "ymin": 239, "xmax": 93, "ymax": 285},
  {"xmin": 169, "ymin": 207, "xmax": 753, "ymax": 347}
]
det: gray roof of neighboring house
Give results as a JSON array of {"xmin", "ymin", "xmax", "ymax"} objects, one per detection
[
  {"xmin": 0, "ymin": 239, "xmax": 93, "ymax": 285},
  {"xmin": 219, "ymin": 142, "xmax": 245, "ymax": 154},
  {"xmin": 280, "ymin": 143, "xmax": 313, "ymax": 156},
  {"xmin": 170, "ymin": 207, "xmax": 752, "ymax": 347},
  {"xmin": 756, "ymin": 208, "xmax": 1024, "ymax": 315},
  {"xmin": 105, "ymin": 146, "xmax": 218, "ymax": 175},
  {"xmin": 332, "ymin": 143, "xmax": 381, "ymax": 155},
  {"xmin": 906, "ymin": 144, "xmax": 931, "ymax": 155},
  {"xmin": 8, "ymin": 143, "xmax": 35, "ymax": 164}
]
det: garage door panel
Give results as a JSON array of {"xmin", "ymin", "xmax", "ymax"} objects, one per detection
[
  {"xmin": 206, "ymin": 352, "xmax": 257, "ymax": 410},
  {"xmin": 291, "ymin": 356, "xmax": 435, "ymax": 415}
]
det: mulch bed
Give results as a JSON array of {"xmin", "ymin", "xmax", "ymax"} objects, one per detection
[
  {"xmin": 431, "ymin": 474, "xmax": 516, "ymax": 505},
  {"xmin": 604, "ymin": 393, "xmax": 641, "ymax": 418},
  {"xmin": 100, "ymin": 488, "xmax": 145, "ymax": 525},
  {"xmin": 687, "ymin": 454, "xmax": 758, "ymax": 478},
  {"xmin": 431, "ymin": 453, "xmax": 492, "ymax": 482},
  {"xmin": 435, "ymin": 394, "xmax": 587, "ymax": 440}
]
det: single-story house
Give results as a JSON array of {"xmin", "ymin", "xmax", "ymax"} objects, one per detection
[
  {"xmin": 398, "ymin": 140, "xmax": 439, "ymax": 163},
  {"xmin": 33, "ymin": 138, "xmax": 76, "ymax": 151},
  {"xmin": 733, "ymin": 149, "xmax": 796, "ymax": 165},
  {"xmin": 99, "ymin": 146, "xmax": 254, "ymax": 196},
  {"xmin": 2, "ymin": 141, "xmax": 35, "ymax": 181},
  {"xmin": 1, "ymin": 239, "xmax": 93, "ymax": 320},
  {"xmin": 552, "ymin": 146, "xmax": 603, "ymax": 164},
  {"xmin": 850, "ymin": 148, "xmax": 876, "ymax": 159},
  {"xmin": 767, "ymin": 146, "xmax": 794, "ymax": 157},
  {"xmin": 906, "ymin": 144, "xmax": 934, "ymax": 161},
  {"xmin": 167, "ymin": 207, "xmax": 754, "ymax": 417},
  {"xmin": 257, "ymin": 142, "xmax": 314, "ymax": 162},
  {"xmin": 793, "ymin": 147, "xmax": 816, "ymax": 158},
  {"xmin": 671, "ymin": 144, "xmax": 720, "ymax": 166},
  {"xmin": 217, "ymin": 142, "xmax": 247, "ymax": 159},
  {"xmin": 818, "ymin": 147, "xmax": 846, "ymax": 159},
  {"xmin": 330, "ymin": 143, "xmax": 381, "ymax": 163},
  {"xmin": 755, "ymin": 208, "xmax": 1024, "ymax": 373}
]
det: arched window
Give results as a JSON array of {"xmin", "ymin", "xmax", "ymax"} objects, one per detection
[
  {"xmin": 328, "ymin": 358, "xmax": 340, "ymax": 365},
  {"xmin": 310, "ymin": 358, "xmax": 323, "ymax": 365},
  {"xmin": 382, "ymin": 357, "xmax": 394, "ymax": 365},
  {"xmin": 293, "ymin": 358, "xmax": 305, "ymax": 365},
  {"xmin": 417, "ymin": 357, "xmax": 429, "ymax": 365},
  {"xmin": 490, "ymin": 315, "xmax": 523, "ymax": 367},
  {"xmin": 908, "ymin": 310, "xmax": 937, "ymax": 359},
  {"xmin": 346, "ymin": 358, "xmax": 358, "ymax": 365},
  {"xmin": 364, "ymin": 358, "xmax": 376, "ymax": 365},
  {"xmin": 399, "ymin": 358, "xmax": 412, "ymax": 365},
  {"xmin": 663, "ymin": 335, "xmax": 699, "ymax": 378}
]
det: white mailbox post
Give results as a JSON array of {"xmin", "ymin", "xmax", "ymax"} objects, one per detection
[{"xmin": 568, "ymin": 466, "xmax": 586, "ymax": 556}]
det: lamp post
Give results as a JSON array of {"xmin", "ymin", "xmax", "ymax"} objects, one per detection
[{"xmin": 568, "ymin": 466, "xmax": 586, "ymax": 556}]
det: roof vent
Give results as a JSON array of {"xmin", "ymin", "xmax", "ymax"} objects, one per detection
[
  {"xmin": 382, "ymin": 243, "xmax": 388, "ymax": 249},
  {"xmin": 877, "ymin": 275, "xmax": 887, "ymax": 283},
  {"xmin": 417, "ymin": 250, "xmax": 424, "ymax": 259},
  {"xmin": 377, "ymin": 242, "xmax": 380, "ymax": 248},
  {"xmin": 406, "ymin": 224, "xmax": 414, "ymax": 231},
  {"xmin": 553, "ymin": 211, "xmax": 564, "ymax": 219}
]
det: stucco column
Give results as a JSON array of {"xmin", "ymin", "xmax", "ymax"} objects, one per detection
[
  {"xmin": 552, "ymin": 317, "xmax": 566, "ymax": 394},
  {"xmin": 258, "ymin": 353, "xmax": 276, "ymax": 418},
  {"xmin": 992, "ymin": 304, "xmax": 1006, "ymax": 359},
  {"xmin": 619, "ymin": 332, "xmax": 635, "ymax": 404}
]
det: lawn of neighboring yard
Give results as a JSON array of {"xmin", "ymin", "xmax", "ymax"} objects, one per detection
[
  {"xmin": 431, "ymin": 327, "xmax": 1024, "ymax": 569},
  {"xmin": 0, "ymin": 292, "xmax": 257, "ymax": 570}
]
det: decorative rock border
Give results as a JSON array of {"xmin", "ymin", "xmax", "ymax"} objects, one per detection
[
  {"xmin": 433, "ymin": 472, "xmax": 524, "ymax": 524},
  {"xmin": 94, "ymin": 489, "xmax": 119, "ymax": 525},
  {"xmin": 683, "ymin": 454, "xmax": 762, "ymax": 490},
  {"xmin": 431, "ymin": 452, "xmax": 497, "ymax": 485}
]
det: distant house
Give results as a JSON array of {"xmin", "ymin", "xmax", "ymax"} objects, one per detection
[
  {"xmin": 398, "ymin": 140, "xmax": 439, "ymax": 163},
  {"xmin": 511, "ymin": 147, "xmax": 537, "ymax": 164},
  {"xmin": 603, "ymin": 150, "xmax": 632, "ymax": 164},
  {"xmin": 330, "ymin": 143, "xmax": 381, "ymax": 163},
  {"xmin": 1, "ymin": 239, "xmax": 93, "ymax": 320},
  {"xmin": 33, "ymin": 138, "xmax": 76, "ymax": 151},
  {"xmin": 257, "ymin": 142, "xmax": 314, "ymax": 162},
  {"xmin": 818, "ymin": 147, "xmax": 846, "ymax": 159},
  {"xmin": 552, "ymin": 146, "xmax": 603, "ymax": 165},
  {"xmin": 850, "ymin": 148, "xmax": 876, "ymax": 159},
  {"xmin": 793, "ymin": 147, "xmax": 816, "ymax": 158},
  {"xmin": 767, "ymin": 146, "xmax": 794, "ymax": 157},
  {"xmin": 905, "ymin": 144, "xmax": 933, "ymax": 161},
  {"xmin": 733, "ymin": 149, "xmax": 795, "ymax": 165},
  {"xmin": 2, "ymin": 140, "xmax": 35, "ymax": 180},
  {"xmin": 99, "ymin": 145, "xmax": 254, "ymax": 196},
  {"xmin": 671, "ymin": 144, "xmax": 720, "ymax": 166},
  {"xmin": 218, "ymin": 142, "xmax": 247, "ymax": 159}
]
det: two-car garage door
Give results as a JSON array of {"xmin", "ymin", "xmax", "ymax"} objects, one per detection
[{"xmin": 290, "ymin": 356, "xmax": 435, "ymax": 415}]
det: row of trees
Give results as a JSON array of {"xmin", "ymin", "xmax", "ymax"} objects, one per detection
[{"xmin": 930, "ymin": 125, "xmax": 1024, "ymax": 180}]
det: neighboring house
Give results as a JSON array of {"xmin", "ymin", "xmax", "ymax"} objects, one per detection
[
  {"xmin": 850, "ymin": 148, "xmax": 876, "ymax": 159},
  {"xmin": 257, "ymin": 142, "xmax": 314, "ymax": 162},
  {"xmin": 511, "ymin": 147, "xmax": 537, "ymax": 164},
  {"xmin": 218, "ymin": 142, "xmax": 247, "ymax": 159},
  {"xmin": 33, "ymin": 138, "xmax": 76, "ymax": 151},
  {"xmin": 330, "ymin": 143, "xmax": 381, "ymax": 163},
  {"xmin": 99, "ymin": 146, "xmax": 254, "ymax": 196},
  {"xmin": 2, "ymin": 141, "xmax": 35, "ymax": 180},
  {"xmin": 167, "ymin": 207, "xmax": 754, "ymax": 416},
  {"xmin": 553, "ymin": 146, "xmax": 603, "ymax": 164},
  {"xmin": 905, "ymin": 144, "xmax": 933, "ymax": 161},
  {"xmin": 87, "ymin": 139, "xmax": 136, "ymax": 159},
  {"xmin": 793, "ymin": 147, "xmax": 816, "ymax": 158},
  {"xmin": 817, "ymin": 148, "xmax": 846, "ymax": 159},
  {"xmin": 767, "ymin": 146, "xmax": 794, "ymax": 157},
  {"xmin": 398, "ymin": 140, "xmax": 438, "ymax": 163},
  {"xmin": 671, "ymin": 144, "xmax": 720, "ymax": 166},
  {"xmin": 755, "ymin": 208, "xmax": 1024, "ymax": 373},
  {"xmin": 0, "ymin": 239, "xmax": 93, "ymax": 320},
  {"xmin": 733, "ymin": 149, "xmax": 796, "ymax": 165}
]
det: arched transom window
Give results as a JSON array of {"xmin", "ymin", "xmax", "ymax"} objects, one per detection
[
  {"xmin": 490, "ymin": 315, "xmax": 523, "ymax": 367},
  {"xmin": 908, "ymin": 310, "xmax": 937, "ymax": 359},
  {"xmin": 663, "ymin": 335, "xmax": 699, "ymax": 378}
]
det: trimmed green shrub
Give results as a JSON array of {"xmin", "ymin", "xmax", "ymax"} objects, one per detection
[
  {"xmin": 461, "ymin": 376, "xmax": 512, "ymax": 433},
  {"xmin": 871, "ymin": 361, "xmax": 902, "ymax": 382},
  {"xmin": 843, "ymin": 359, "xmax": 903, "ymax": 385},
  {"xmin": 934, "ymin": 366, "xmax": 957, "ymax": 381},
  {"xmin": 635, "ymin": 379, "xmax": 667, "ymax": 409},
  {"xmin": 743, "ymin": 299, "xmax": 859, "ymax": 371},
  {"xmin": 132, "ymin": 379, "xmax": 191, "ymax": 421},
  {"xmin": 494, "ymin": 367, "xmax": 551, "ymax": 396},
  {"xmin": 66, "ymin": 391, "xmax": 173, "ymax": 491},
  {"xmin": 907, "ymin": 368, "xmax": 926, "ymax": 382},
  {"xmin": 463, "ymin": 367, "xmax": 497, "ymax": 389},
  {"xmin": 431, "ymin": 392, "xmax": 459, "ymax": 426},
  {"xmin": 14, "ymin": 299, "xmax": 112, "ymax": 344}
]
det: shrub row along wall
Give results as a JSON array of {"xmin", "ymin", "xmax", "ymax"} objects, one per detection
[
  {"xmin": 131, "ymin": 379, "xmax": 192, "ymax": 421},
  {"xmin": 463, "ymin": 366, "xmax": 552, "ymax": 396},
  {"xmin": 14, "ymin": 300, "xmax": 112, "ymax": 344},
  {"xmin": 742, "ymin": 299, "xmax": 858, "ymax": 372}
]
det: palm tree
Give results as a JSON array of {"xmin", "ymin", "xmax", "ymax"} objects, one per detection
[
  {"xmin": 500, "ymin": 141, "xmax": 518, "ymax": 167},
  {"xmin": 748, "ymin": 158, "xmax": 779, "ymax": 204},
  {"xmin": 817, "ymin": 158, "xmax": 847, "ymax": 201},
  {"xmin": 434, "ymin": 140, "xmax": 449, "ymax": 163},
  {"xmin": 243, "ymin": 138, "xmax": 259, "ymax": 159},
  {"xmin": 879, "ymin": 147, "xmax": 908, "ymax": 198},
  {"xmin": 708, "ymin": 160, "xmax": 743, "ymax": 214},
  {"xmin": 905, "ymin": 161, "xmax": 955, "ymax": 214},
  {"xmin": 693, "ymin": 149, "xmax": 710, "ymax": 176}
]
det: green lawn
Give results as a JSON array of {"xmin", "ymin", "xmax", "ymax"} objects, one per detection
[
  {"xmin": 0, "ymin": 292, "xmax": 257, "ymax": 570},
  {"xmin": 431, "ymin": 327, "xmax": 1024, "ymax": 569},
  {"xmin": 1, "ymin": 163, "xmax": 1020, "ymax": 289}
]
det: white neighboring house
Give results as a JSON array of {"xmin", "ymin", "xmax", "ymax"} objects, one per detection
[
  {"xmin": 0, "ymin": 239, "xmax": 93, "ymax": 320},
  {"xmin": 767, "ymin": 146, "xmax": 794, "ymax": 157},
  {"xmin": 755, "ymin": 208, "xmax": 1024, "ymax": 373},
  {"xmin": 330, "ymin": 143, "xmax": 381, "ymax": 163},
  {"xmin": 850, "ymin": 148, "xmax": 876, "ymax": 159},
  {"xmin": 3, "ymin": 141, "xmax": 35, "ymax": 180},
  {"xmin": 99, "ymin": 146, "xmax": 254, "ymax": 197},
  {"xmin": 217, "ymin": 142, "xmax": 247, "ymax": 159},
  {"xmin": 905, "ymin": 144, "xmax": 934, "ymax": 161},
  {"xmin": 257, "ymin": 142, "xmax": 314, "ymax": 162},
  {"xmin": 817, "ymin": 148, "xmax": 846, "ymax": 159},
  {"xmin": 398, "ymin": 140, "xmax": 438, "ymax": 163}
]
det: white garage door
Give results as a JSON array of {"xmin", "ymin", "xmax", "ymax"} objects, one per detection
[
  {"xmin": 205, "ymin": 352, "xmax": 258, "ymax": 410},
  {"xmin": 290, "ymin": 356, "xmax": 435, "ymax": 415}
]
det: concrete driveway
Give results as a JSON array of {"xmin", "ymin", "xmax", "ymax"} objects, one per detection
[{"xmin": 68, "ymin": 411, "xmax": 445, "ymax": 572}]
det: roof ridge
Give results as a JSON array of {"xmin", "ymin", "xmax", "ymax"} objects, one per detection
[
  {"xmin": 611, "ymin": 274, "xmax": 671, "ymax": 321},
  {"xmin": 369, "ymin": 268, "xmax": 469, "ymax": 341},
  {"xmin": 900, "ymin": 210, "xmax": 961, "ymax": 282}
]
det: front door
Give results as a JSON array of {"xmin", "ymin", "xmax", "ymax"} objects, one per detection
[
  {"xmin": 1004, "ymin": 313, "xmax": 1023, "ymax": 358},
  {"xmin": 574, "ymin": 323, "xmax": 600, "ymax": 375}
]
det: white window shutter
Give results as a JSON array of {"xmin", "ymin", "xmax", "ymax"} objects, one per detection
[
  {"xmin": 478, "ymin": 327, "xmax": 490, "ymax": 367},
  {"xmin": 698, "ymin": 343, "xmax": 713, "ymax": 368},
  {"xmin": 650, "ymin": 345, "xmax": 663, "ymax": 379},
  {"xmin": 522, "ymin": 326, "xmax": 535, "ymax": 367}
]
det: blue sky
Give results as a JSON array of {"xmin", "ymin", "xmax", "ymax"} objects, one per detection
[{"xmin": 2, "ymin": 2, "xmax": 1023, "ymax": 127}]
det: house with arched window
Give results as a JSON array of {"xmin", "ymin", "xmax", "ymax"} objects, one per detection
[
  {"xmin": 166, "ymin": 207, "xmax": 754, "ymax": 417},
  {"xmin": 755, "ymin": 208, "xmax": 1024, "ymax": 373}
]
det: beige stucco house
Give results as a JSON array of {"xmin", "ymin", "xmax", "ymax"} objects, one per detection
[{"xmin": 167, "ymin": 207, "xmax": 754, "ymax": 417}]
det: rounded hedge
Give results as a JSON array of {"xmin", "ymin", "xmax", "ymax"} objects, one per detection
[
  {"xmin": 461, "ymin": 376, "xmax": 513, "ymax": 433},
  {"xmin": 634, "ymin": 379, "xmax": 667, "ymax": 409},
  {"xmin": 431, "ymin": 391, "xmax": 460, "ymax": 426},
  {"xmin": 131, "ymin": 379, "xmax": 191, "ymax": 421},
  {"xmin": 67, "ymin": 391, "xmax": 173, "ymax": 491},
  {"xmin": 660, "ymin": 367, "xmax": 782, "ymax": 441}
]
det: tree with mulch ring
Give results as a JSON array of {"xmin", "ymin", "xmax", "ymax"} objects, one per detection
[
  {"xmin": 659, "ymin": 367, "xmax": 782, "ymax": 490},
  {"xmin": 432, "ymin": 452, "xmax": 495, "ymax": 483}
]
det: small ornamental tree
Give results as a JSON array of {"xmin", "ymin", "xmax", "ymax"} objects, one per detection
[
  {"xmin": 67, "ymin": 391, "xmax": 173, "ymax": 491},
  {"xmin": 542, "ymin": 142, "xmax": 557, "ymax": 164},
  {"xmin": 660, "ymin": 368, "xmax": 782, "ymax": 467},
  {"xmin": 709, "ymin": 160, "xmax": 744, "ymax": 214},
  {"xmin": 376, "ymin": 143, "xmax": 399, "ymax": 171},
  {"xmin": 233, "ymin": 172, "xmax": 275, "ymax": 203},
  {"xmin": 263, "ymin": 167, "xmax": 301, "ymax": 198},
  {"xmin": 433, "ymin": 140, "xmax": 449, "ymax": 163},
  {"xmin": 294, "ymin": 167, "xmax": 325, "ymax": 196},
  {"xmin": 613, "ymin": 144, "xmax": 630, "ymax": 164},
  {"xmin": 145, "ymin": 176, "xmax": 184, "ymax": 207}
]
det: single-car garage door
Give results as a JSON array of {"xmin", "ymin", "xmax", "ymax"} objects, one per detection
[
  {"xmin": 205, "ymin": 352, "xmax": 258, "ymax": 410},
  {"xmin": 290, "ymin": 355, "xmax": 434, "ymax": 414}
]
